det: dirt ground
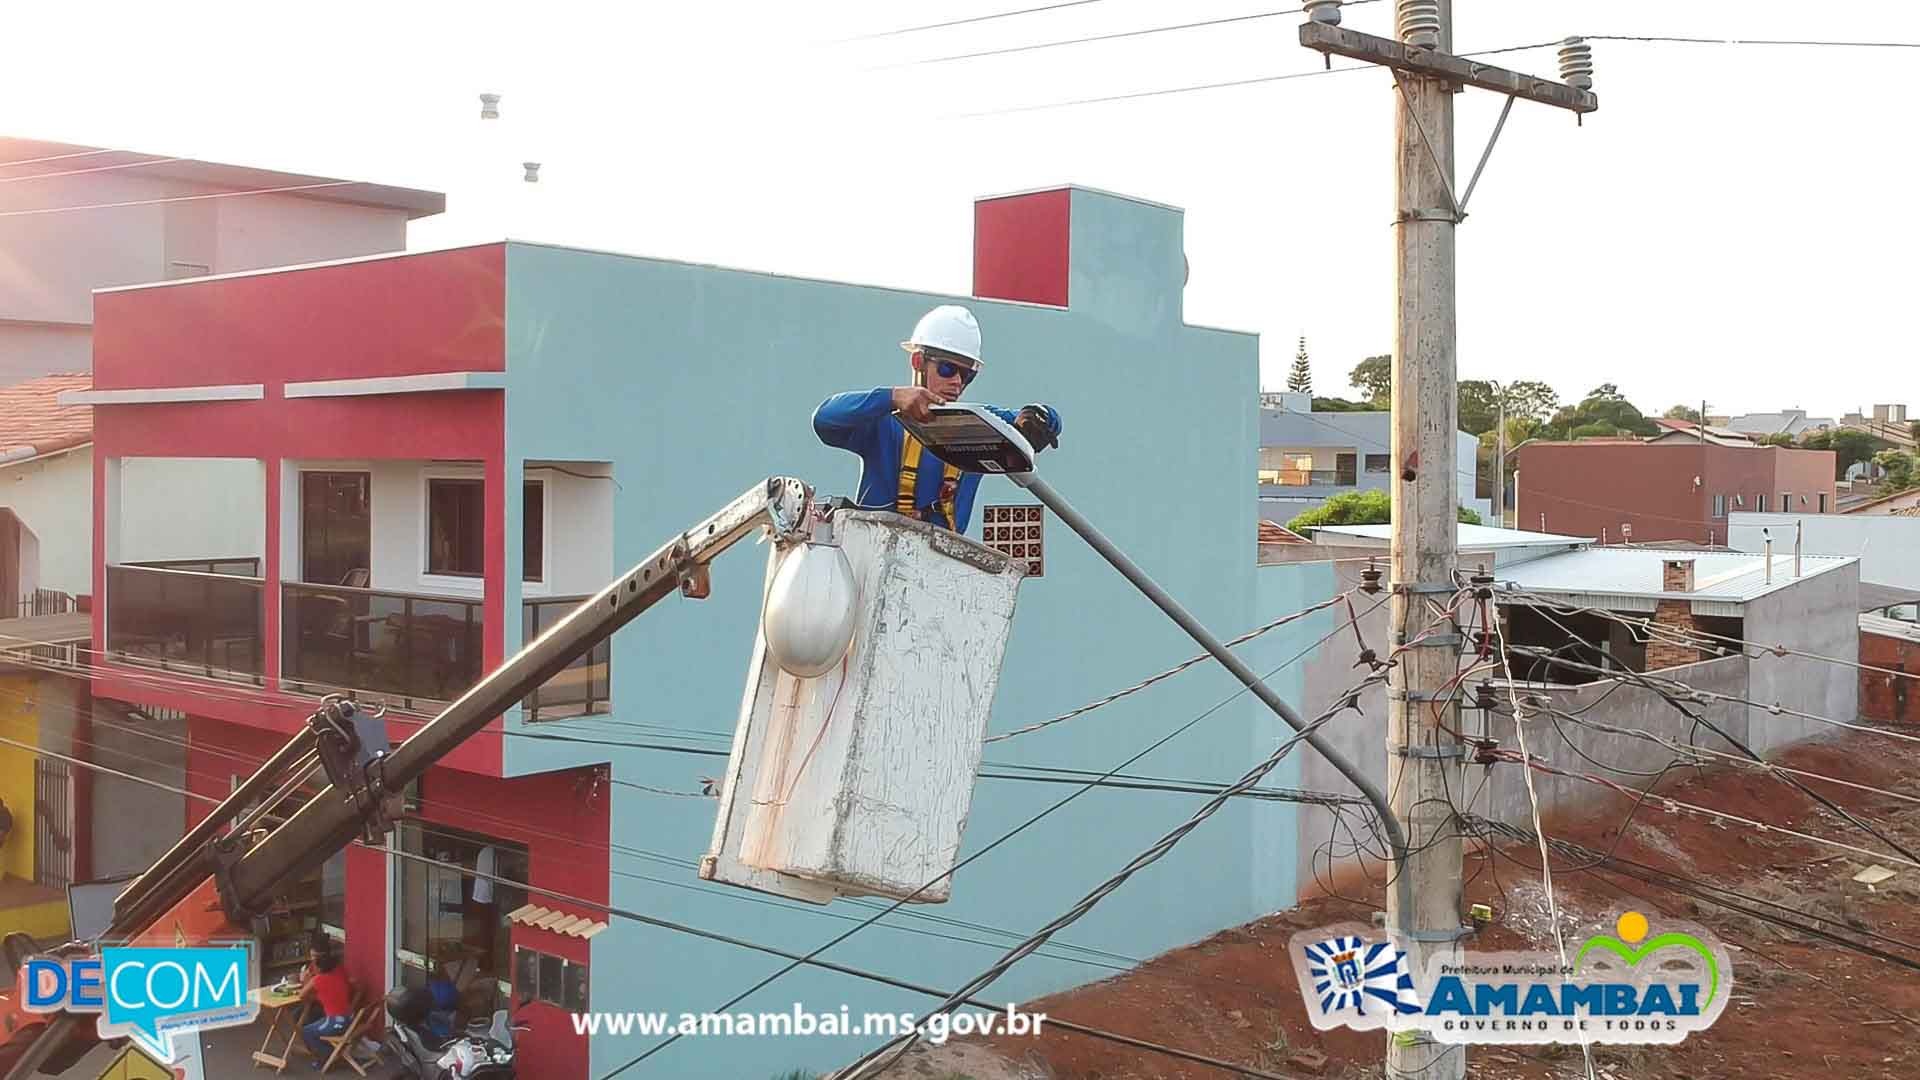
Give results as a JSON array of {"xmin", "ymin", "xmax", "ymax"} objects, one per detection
[{"xmin": 884, "ymin": 732, "xmax": 1920, "ymax": 1080}]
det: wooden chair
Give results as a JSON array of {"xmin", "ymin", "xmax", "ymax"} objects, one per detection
[{"xmin": 315, "ymin": 994, "xmax": 378, "ymax": 1076}]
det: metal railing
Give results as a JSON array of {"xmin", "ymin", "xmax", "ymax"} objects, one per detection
[
  {"xmin": 126, "ymin": 557, "xmax": 262, "ymax": 577},
  {"xmin": 523, "ymin": 595, "xmax": 612, "ymax": 721},
  {"xmin": 105, "ymin": 564, "xmax": 265, "ymax": 683},
  {"xmin": 1265, "ymin": 468, "xmax": 1357, "ymax": 488},
  {"xmin": 282, "ymin": 582, "xmax": 483, "ymax": 709},
  {"xmin": 13, "ymin": 589, "xmax": 73, "ymax": 619}
]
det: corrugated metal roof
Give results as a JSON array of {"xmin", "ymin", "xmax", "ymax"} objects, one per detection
[
  {"xmin": 1312, "ymin": 523, "xmax": 1593, "ymax": 549},
  {"xmin": 1497, "ymin": 546, "xmax": 1855, "ymax": 605}
]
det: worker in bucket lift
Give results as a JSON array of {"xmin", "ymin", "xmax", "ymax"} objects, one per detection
[{"xmin": 813, "ymin": 304, "xmax": 1062, "ymax": 533}]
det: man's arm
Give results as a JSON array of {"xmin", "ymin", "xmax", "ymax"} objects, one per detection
[
  {"xmin": 814, "ymin": 387, "xmax": 950, "ymax": 450},
  {"xmin": 813, "ymin": 388, "xmax": 894, "ymax": 452}
]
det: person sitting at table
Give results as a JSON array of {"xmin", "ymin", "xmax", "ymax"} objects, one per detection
[{"xmin": 300, "ymin": 943, "xmax": 356, "ymax": 1068}]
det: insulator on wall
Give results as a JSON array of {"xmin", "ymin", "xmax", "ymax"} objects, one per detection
[
  {"xmin": 1558, "ymin": 37, "xmax": 1595, "ymax": 90},
  {"xmin": 1397, "ymin": 0, "xmax": 1441, "ymax": 49}
]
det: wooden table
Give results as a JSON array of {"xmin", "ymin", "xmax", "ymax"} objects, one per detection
[{"xmin": 250, "ymin": 985, "xmax": 310, "ymax": 1073}]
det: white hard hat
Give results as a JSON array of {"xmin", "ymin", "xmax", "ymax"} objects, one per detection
[{"xmin": 901, "ymin": 305, "xmax": 983, "ymax": 368}]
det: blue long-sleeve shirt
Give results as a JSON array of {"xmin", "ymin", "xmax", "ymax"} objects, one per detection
[{"xmin": 812, "ymin": 388, "xmax": 1061, "ymax": 534}]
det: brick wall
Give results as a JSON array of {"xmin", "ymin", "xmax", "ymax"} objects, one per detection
[
  {"xmin": 1647, "ymin": 559, "xmax": 1701, "ymax": 669},
  {"xmin": 1861, "ymin": 630, "xmax": 1920, "ymax": 723}
]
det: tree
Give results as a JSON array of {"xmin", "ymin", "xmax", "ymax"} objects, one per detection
[
  {"xmin": 1663, "ymin": 405, "xmax": 1702, "ymax": 423},
  {"xmin": 1505, "ymin": 381, "xmax": 1559, "ymax": 425},
  {"xmin": 1311, "ymin": 396, "xmax": 1374, "ymax": 413},
  {"xmin": 1287, "ymin": 337, "xmax": 1313, "ymax": 394},
  {"xmin": 1911, "ymin": 419, "xmax": 1920, "ymax": 445},
  {"xmin": 1814, "ymin": 429, "xmax": 1880, "ymax": 479},
  {"xmin": 1349, "ymin": 355, "xmax": 1391, "ymax": 405},
  {"xmin": 1874, "ymin": 449, "xmax": 1917, "ymax": 491},
  {"xmin": 1286, "ymin": 488, "xmax": 1481, "ymax": 532},
  {"xmin": 1758, "ymin": 433, "xmax": 1796, "ymax": 447},
  {"xmin": 1457, "ymin": 380, "xmax": 1498, "ymax": 435},
  {"xmin": 1541, "ymin": 385, "xmax": 1659, "ymax": 440}
]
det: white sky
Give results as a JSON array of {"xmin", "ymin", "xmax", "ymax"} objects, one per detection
[{"xmin": 7, "ymin": 0, "xmax": 1915, "ymax": 419}]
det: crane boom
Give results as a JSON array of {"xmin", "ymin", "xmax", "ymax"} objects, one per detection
[{"xmin": 1, "ymin": 477, "xmax": 812, "ymax": 1078}]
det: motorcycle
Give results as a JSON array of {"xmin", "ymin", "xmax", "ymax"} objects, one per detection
[{"xmin": 384, "ymin": 987, "xmax": 528, "ymax": 1079}]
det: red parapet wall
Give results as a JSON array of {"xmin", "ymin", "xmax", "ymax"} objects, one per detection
[
  {"xmin": 973, "ymin": 189, "xmax": 1070, "ymax": 308},
  {"xmin": 1861, "ymin": 630, "xmax": 1919, "ymax": 723}
]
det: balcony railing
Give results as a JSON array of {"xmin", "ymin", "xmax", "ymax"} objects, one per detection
[
  {"xmin": 105, "ymin": 564, "xmax": 265, "ymax": 683},
  {"xmin": 1266, "ymin": 469, "xmax": 1357, "ymax": 488},
  {"xmin": 282, "ymin": 582, "xmax": 482, "ymax": 709},
  {"xmin": 127, "ymin": 557, "xmax": 262, "ymax": 577},
  {"xmin": 523, "ymin": 595, "xmax": 611, "ymax": 721}
]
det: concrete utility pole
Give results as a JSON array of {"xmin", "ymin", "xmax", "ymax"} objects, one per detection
[{"xmin": 1299, "ymin": 6, "xmax": 1596, "ymax": 1078}]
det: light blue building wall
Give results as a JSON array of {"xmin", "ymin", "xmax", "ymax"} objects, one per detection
[{"xmin": 489, "ymin": 187, "xmax": 1333, "ymax": 1076}]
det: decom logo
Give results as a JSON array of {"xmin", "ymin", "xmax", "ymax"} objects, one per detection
[
  {"xmin": 21, "ymin": 944, "xmax": 258, "ymax": 1059},
  {"xmin": 1290, "ymin": 911, "xmax": 1731, "ymax": 1045}
]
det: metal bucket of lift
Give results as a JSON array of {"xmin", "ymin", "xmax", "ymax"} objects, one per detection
[{"xmin": 701, "ymin": 510, "xmax": 1026, "ymax": 904}]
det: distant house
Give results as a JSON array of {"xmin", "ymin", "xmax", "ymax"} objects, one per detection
[
  {"xmin": 1648, "ymin": 420, "xmax": 1756, "ymax": 446},
  {"xmin": 1257, "ymin": 393, "xmax": 1489, "ymax": 524},
  {"xmin": 0, "ymin": 135, "xmax": 444, "ymax": 386},
  {"xmin": 1714, "ymin": 408, "xmax": 1836, "ymax": 440},
  {"xmin": 1515, "ymin": 439, "xmax": 1837, "ymax": 545}
]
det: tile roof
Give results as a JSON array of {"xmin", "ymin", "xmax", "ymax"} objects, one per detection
[
  {"xmin": 1258, "ymin": 521, "xmax": 1310, "ymax": 545},
  {"xmin": 0, "ymin": 374, "xmax": 92, "ymax": 461}
]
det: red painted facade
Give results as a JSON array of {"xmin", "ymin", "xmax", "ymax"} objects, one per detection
[
  {"xmin": 1861, "ymin": 630, "xmax": 1919, "ymax": 724},
  {"xmin": 182, "ymin": 718, "xmax": 607, "ymax": 1076},
  {"xmin": 94, "ymin": 245, "xmax": 602, "ymax": 1077},
  {"xmin": 1515, "ymin": 441, "xmax": 1837, "ymax": 544},
  {"xmin": 973, "ymin": 189, "xmax": 1070, "ymax": 308},
  {"xmin": 88, "ymin": 245, "xmax": 510, "ymax": 775}
]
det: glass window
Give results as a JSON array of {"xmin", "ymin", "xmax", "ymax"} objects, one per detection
[
  {"xmin": 428, "ymin": 479, "xmax": 485, "ymax": 577},
  {"xmin": 1782, "ymin": 492, "xmax": 1793, "ymax": 511},
  {"xmin": 514, "ymin": 945, "xmax": 589, "ymax": 1010},
  {"xmin": 1364, "ymin": 454, "xmax": 1390, "ymax": 474},
  {"xmin": 395, "ymin": 823, "xmax": 528, "ymax": 1017},
  {"xmin": 301, "ymin": 472, "xmax": 370, "ymax": 586},
  {"xmin": 1818, "ymin": 493, "xmax": 1829, "ymax": 513},
  {"xmin": 1757, "ymin": 494, "xmax": 1769, "ymax": 513},
  {"xmin": 524, "ymin": 481, "xmax": 544, "ymax": 583},
  {"xmin": 1711, "ymin": 494, "xmax": 1727, "ymax": 518}
]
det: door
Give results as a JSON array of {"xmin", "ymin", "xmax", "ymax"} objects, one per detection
[
  {"xmin": 300, "ymin": 472, "xmax": 372, "ymax": 586},
  {"xmin": 34, "ymin": 758, "xmax": 74, "ymax": 891}
]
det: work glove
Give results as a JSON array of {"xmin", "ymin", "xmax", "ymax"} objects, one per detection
[{"xmin": 1014, "ymin": 405, "xmax": 1059, "ymax": 454}]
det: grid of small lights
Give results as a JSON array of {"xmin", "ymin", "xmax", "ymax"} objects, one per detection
[{"xmin": 982, "ymin": 505, "xmax": 1044, "ymax": 577}]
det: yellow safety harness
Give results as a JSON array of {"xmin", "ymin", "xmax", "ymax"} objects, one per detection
[{"xmin": 896, "ymin": 429, "xmax": 963, "ymax": 529}]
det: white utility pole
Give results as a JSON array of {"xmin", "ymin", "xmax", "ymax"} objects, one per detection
[
  {"xmin": 1298, "ymin": 6, "xmax": 1596, "ymax": 1078},
  {"xmin": 1493, "ymin": 380, "xmax": 1508, "ymax": 529}
]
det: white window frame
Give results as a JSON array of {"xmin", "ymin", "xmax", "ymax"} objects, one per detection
[
  {"xmin": 419, "ymin": 466, "xmax": 487, "ymax": 596},
  {"xmin": 522, "ymin": 472, "xmax": 551, "ymax": 597},
  {"xmin": 1711, "ymin": 494, "xmax": 1727, "ymax": 518}
]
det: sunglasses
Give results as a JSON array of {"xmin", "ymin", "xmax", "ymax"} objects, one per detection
[{"xmin": 930, "ymin": 357, "xmax": 978, "ymax": 385}]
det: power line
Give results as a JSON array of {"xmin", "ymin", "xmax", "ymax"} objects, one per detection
[
  {"xmin": 958, "ymin": 39, "xmax": 1567, "ymax": 117},
  {"xmin": 1489, "ymin": 600, "xmax": 1596, "ymax": 1079},
  {"xmin": 0, "ymin": 155, "xmax": 182, "ymax": 185},
  {"xmin": 887, "ymin": 1, "xmax": 1388, "ymax": 69},
  {"xmin": 0, "ymin": 148, "xmax": 118, "ymax": 169},
  {"xmin": 0, "ymin": 179, "xmax": 355, "ymax": 218},
  {"xmin": 834, "ymin": 667, "xmax": 1391, "ymax": 1080},
  {"xmin": 596, "ymin": 594, "xmax": 1389, "ymax": 1076},
  {"xmin": 1585, "ymin": 34, "xmax": 1920, "ymax": 49},
  {"xmin": 833, "ymin": 0, "xmax": 1111, "ymax": 44},
  {"xmin": 1504, "ymin": 601, "xmax": 1920, "ymax": 867}
]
